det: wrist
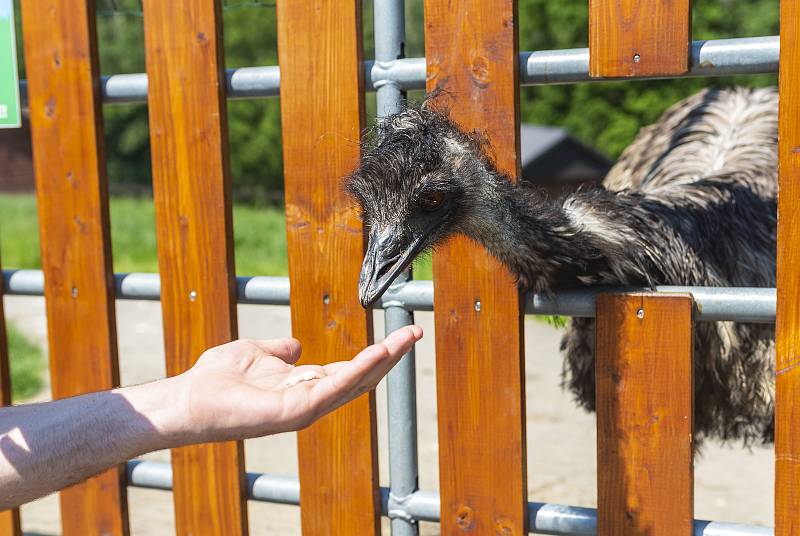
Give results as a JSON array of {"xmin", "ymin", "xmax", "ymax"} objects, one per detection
[{"xmin": 115, "ymin": 374, "xmax": 196, "ymax": 454}]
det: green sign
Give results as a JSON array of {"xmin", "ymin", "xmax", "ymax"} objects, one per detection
[{"xmin": 0, "ymin": 0, "xmax": 20, "ymax": 129}]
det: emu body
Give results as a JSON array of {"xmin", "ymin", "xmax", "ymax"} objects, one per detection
[{"xmin": 347, "ymin": 87, "xmax": 777, "ymax": 445}]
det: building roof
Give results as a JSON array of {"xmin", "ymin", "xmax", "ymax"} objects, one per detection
[{"xmin": 520, "ymin": 123, "xmax": 612, "ymax": 186}]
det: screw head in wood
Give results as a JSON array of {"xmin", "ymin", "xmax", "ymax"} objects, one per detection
[
  {"xmin": 455, "ymin": 505, "xmax": 475, "ymax": 530},
  {"xmin": 71, "ymin": 287, "xmax": 78, "ymax": 298},
  {"xmin": 474, "ymin": 300, "xmax": 481, "ymax": 312},
  {"xmin": 189, "ymin": 290, "xmax": 197, "ymax": 301},
  {"xmin": 636, "ymin": 308, "xmax": 644, "ymax": 319},
  {"xmin": 323, "ymin": 294, "xmax": 331, "ymax": 305},
  {"xmin": 633, "ymin": 53, "xmax": 641, "ymax": 63}
]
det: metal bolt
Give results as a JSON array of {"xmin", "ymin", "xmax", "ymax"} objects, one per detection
[
  {"xmin": 323, "ymin": 294, "xmax": 330, "ymax": 305},
  {"xmin": 636, "ymin": 308, "xmax": 644, "ymax": 319},
  {"xmin": 633, "ymin": 53, "xmax": 641, "ymax": 63},
  {"xmin": 474, "ymin": 300, "xmax": 481, "ymax": 312},
  {"xmin": 189, "ymin": 290, "xmax": 197, "ymax": 302},
  {"xmin": 71, "ymin": 287, "xmax": 78, "ymax": 298}
]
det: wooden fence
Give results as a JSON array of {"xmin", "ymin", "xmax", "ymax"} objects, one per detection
[{"xmin": 0, "ymin": 0, "xmax": 793, "ymax": 535}]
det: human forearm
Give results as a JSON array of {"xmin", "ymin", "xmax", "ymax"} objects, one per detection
[
  {"xmin": 0, "ymin": 327, "xmax": 422, "ymax": 510},
  {"xmin": 0, "ymin": 376, "xmax": 189, "ymax": 509}
]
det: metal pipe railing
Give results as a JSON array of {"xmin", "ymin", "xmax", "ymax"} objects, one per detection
[
  {"xmin": 373, "ymin": 1, "xmax": 421, "ymax": 534},
  {"xmin": 12, "ymin": 13, "xmax": 780, "ymax": 536},
  {"xmin": 2, "ymin": 269, "xmax": 777, "ymax": 323},
  {"xmin": 17, "ymin": 36, "xmax": 779, "ymax": 106},
  {"xmin": 518, "ymin": 35, "xmax": 778, "ymax": 85},
  {"xmin": 125, "ymin": 460, "xmax": 772, "ymax": 536}
]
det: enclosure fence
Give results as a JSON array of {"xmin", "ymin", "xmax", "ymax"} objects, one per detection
[{"xmin": 1, "ymin": 0, "xmax": 796, "ymax": 535}]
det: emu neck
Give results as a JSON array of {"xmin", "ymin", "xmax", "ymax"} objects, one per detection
[{"xmin": 466, "ymin": 174, "xmax": 635, "ymax": 292}]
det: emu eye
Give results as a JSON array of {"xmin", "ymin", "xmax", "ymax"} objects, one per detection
[{"xmin": 419, "ymin": 191, "xmax": 445, "ymax": 212}]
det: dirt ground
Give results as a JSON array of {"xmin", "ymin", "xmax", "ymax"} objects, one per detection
[{"xmin": 4, "ymin": 296, "xmax": 774, "ymax": 535}]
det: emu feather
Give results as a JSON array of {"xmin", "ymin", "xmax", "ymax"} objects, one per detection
[{"xmin": 347, "ymin": 87, "xmax": 777, "ymax": 445}]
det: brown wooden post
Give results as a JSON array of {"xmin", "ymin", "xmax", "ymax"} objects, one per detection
[
  {"xmin": 276, "ymin": 1, "xmax": 379, "ymax": 534},
  {"xmin": 424, "ymin": 0, "xmax": 528, "ymax": 534},
  {"xmin": 589, "ymin": 0, "xmax": 691, "ymax": 78},
  {"xmin": 596, "ymin": 293, "xmax": 694, "ymax": 536},
  {"xmin": 20, "ymin": 1, "xmax": 129, "ymax": 534},
  {"xmin": 141, "ymin": 0, "xmax": 248, "ymax": 533},
  {"xmin": 0, "ymin": 253, "xmax": 21, "ymax": 535},
  {"xmin": 777, "ymin": 2, "xmax": 800, "ymax": 533}
]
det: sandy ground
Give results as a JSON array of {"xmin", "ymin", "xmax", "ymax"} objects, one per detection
[{"xmin": 4, "ymin": 295, "xmax": 774, "ymax": 535}]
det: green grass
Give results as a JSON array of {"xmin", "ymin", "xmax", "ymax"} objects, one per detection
[
  {"xmin": 0, "ymin": 194, "xmax": 566, "ymax": 335},
  {"xmin": 0, "ymin": 194, "xmax": 41, "ymax": 269},
  {"xmin": 107, "ymin": 196, "xmax": 291, "ymax": 275},
  {"xmin": 6, "ymin": 322, "xmax": 45, "ymax": 401},
  {"xmin": 0, "ymin": 193, "xmax": 432, "ymax": 400},
  {"xmin": 0, "ymin": 192, "xmax": 434, "ymax": 278}
]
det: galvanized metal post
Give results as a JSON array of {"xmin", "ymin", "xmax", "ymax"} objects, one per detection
[
  {"xmin": 373, "ymin": 1, "xmax": 419, "ymax": 534},
  {"xmin": 383, "ymin": 272, "xmax": 420, "ymax": 536},
  {"xmin": 374, "ymin": 0, "xmax": 406, "ymax": 118}
]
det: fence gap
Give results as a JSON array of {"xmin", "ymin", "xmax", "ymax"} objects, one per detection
[
  {"xmin": 0, "ymin": 250, "xmax": 21, "ymax": 534},
  {"xmin": 589, "ymin": 0, "xmax": 691, "ymax": 77},
  {"xmin": 424, "ymin": 0, "xmax": 528, "ymax": 534},
  {"xmin": 776, "ymin": 1, "xmax": 800, "ymax": 533},
  {"xmin": 596, "ymin": 293, "xmax": 694, "ymax": 536},
  {"xmin": 141, "ymin": 0, "xmax": 248, "ymax": 534},
  {"xmin": 20, "ymin": 1, "xmax": 129, "ymax": 534},
  {"xmin": 276, "ymin": 1, "xmax": 381, "ymax": 534}
]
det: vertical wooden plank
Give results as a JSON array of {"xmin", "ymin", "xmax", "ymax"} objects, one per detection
[
  {"xmin": 276, "ymin": 1, "xmax": 378, "ymax": 534},
  {"xmin": 589, "ymin": 0, "xmax": 691, "ymax": 78},
  {"xmin": 777, "ymin": 2, "xmax": 800, "ymax": 533},
  {"xmin": 596, "ymin": 293, "xmax": 694, "ymax": 536},
  {"xmin": 424, "ymin": 1, "xmax": 528, "ymax": 534},
  {"xmin": 20, "ymin": 1, "xmax": 128, "ymax": 534},
  {"xmin": 142, "ymin": 1, "xmax": 248, "ymax": 534},
  {"xmin": 0, "ymin": 253, "xmax": 21, "ymax": 535}
]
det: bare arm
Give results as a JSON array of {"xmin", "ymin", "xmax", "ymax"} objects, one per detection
[{"xmin": 0, "ymin": 325, "xmax": 422, "ymax": 509}]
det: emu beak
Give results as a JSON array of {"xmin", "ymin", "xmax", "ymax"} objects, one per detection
[{"xmin": 359, "ymin": 225, "xmax": 429, "ymax": 308}]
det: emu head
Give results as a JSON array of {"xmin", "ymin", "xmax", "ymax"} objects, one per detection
[{"xmin": 346, "ymin": 104, "xmax": 496, "ymax": 307}]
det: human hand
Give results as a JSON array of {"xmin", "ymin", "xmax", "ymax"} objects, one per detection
[
  {"xmin": 0, "ymin": 325, "xmax": 422, "ymax": 509},
  {"xmin": 170, "ymin": 326, "xmax": 423, "ymax": 444}
]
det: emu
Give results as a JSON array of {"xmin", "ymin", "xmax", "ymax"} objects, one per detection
[{"xmin": 346, "ymin": 86, "xmax": 777, "ymax": 446}]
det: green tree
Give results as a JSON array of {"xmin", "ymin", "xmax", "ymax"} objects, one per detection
[
  {"xmin": 28, "ymin": 0, "xmax": 779, "ymax": 200},
  {"xmin": 517, "ymin": 0, "xmax": 778, "ymax": 158},
  {"xmin": 95, "ymin": 2, "xmax": 284, "ymax": 201}
]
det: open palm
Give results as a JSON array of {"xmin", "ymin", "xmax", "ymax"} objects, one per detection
[{"xmin": 180, "ymin": 326, "xmax": 423, "ymax": 443}]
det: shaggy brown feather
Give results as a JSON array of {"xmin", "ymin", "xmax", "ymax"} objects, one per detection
[{"xmin": 347, "ymin": 87, "xmax": 777, "ymax": 446}]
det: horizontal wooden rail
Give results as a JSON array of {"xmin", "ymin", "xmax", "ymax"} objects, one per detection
[
  {"xmin": 596, "ymin": 293, "xmax": 694, "ymax": 536},
  {"xmin": 20, "ymin": 1, "xmax": 128, "ymax": 533}
]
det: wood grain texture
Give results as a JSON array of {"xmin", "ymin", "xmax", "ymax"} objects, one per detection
[
  {"xmin": 596, "ymin": 293, "xmax": 694, "ymax": 536},
  {"xmin": 20, "ymin": 1, "xmax": 128, "ymax": 534},
  {"xmin": 589, "ymin": 0, "xmax": 691, "ymax": 78},
  {"xmin": 142, "ymin": 1, "xmax": 247, "ymax": 533},
  {"xmin": 0, "ymin": 507, "xmax": 20, "ymax": 533},
  {"xmin": 0, "ymin": 252, "xmax": 21, "ymax": 535},
  {"xmin": 777, "ymin": 2, "xmax": 800, "ymax": 533},
  {"xmin": 425, "ymin": 1, "xmax": 528, "ymax": 534},
  {"xmin": 276, "ymin": 1, "xmax": 379, "ymax": 534}
]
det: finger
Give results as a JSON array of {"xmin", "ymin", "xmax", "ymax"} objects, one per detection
[
  {"xmin": 349, "ymin": 325, "xmax": 422, "ymax": 374},
  {"xmin": 311, "ymin": 326, "xmax": 423, "ymax": 408},
  {"xmin": 245, "ymin": 338, "xmax": 302, "ymax": 364},
  {"xmin": 376, "ymin": 325, "xmax": 423, "ymax": 358}
]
